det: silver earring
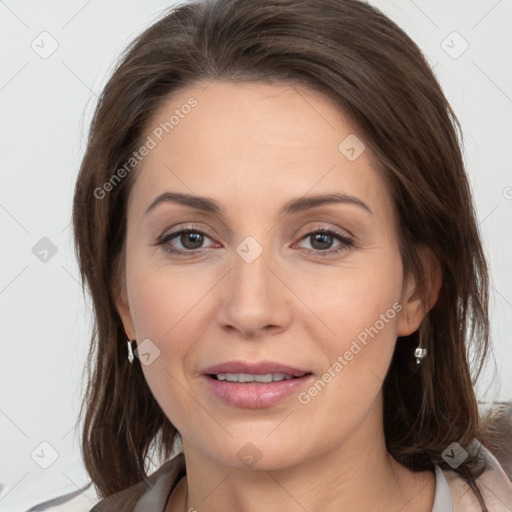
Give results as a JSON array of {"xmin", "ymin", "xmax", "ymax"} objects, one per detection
[
  {"xmin": 414, "ymin": 347, "xmax": 427, "ymax": 365},
  {"xmin": 127, "ymin": 340, "xmax": 135, "ymax": 364}
]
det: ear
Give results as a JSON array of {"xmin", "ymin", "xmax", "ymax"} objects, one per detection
[
  {"xmin": 114, "ymin": 268, "xmax": 137, "ymax": 341},
  {"xmin": 397, "ymin": 246, "xmax": 442, "ymax": 336}
]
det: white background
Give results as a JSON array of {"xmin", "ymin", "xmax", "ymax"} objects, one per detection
[{"xmin": 1, "ymin": 1, "xmax": 511, "ymax": 510}]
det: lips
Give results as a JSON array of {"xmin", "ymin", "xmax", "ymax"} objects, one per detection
[
  {"xmin": 202, "ymin": 360, "xmax": 311, "ymax": 378},
  {"xmin": 201, "ymin": 360, "xmax": 314, "ymax": 408}
]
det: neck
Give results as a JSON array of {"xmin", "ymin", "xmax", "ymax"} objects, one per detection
[{"xmin": 169, "ymin": 397, "xmax": 435, "ymax": 512}]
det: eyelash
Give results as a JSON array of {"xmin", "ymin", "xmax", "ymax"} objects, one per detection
[{"xmin": 155, "ymin": 226, "xmax": 354, "ymax": 257}]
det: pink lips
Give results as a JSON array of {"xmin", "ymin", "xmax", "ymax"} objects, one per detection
[{"xmin": 202, "ymin": 360, "xmax": 314, "ymax": 409}]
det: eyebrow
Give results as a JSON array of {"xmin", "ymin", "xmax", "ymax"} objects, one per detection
[{"xmin": 144, "ymin": 191, "xmax": 373, "ymax": 217}]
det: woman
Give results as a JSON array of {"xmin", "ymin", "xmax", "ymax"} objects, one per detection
[{"xmin": 72, "ymin": 0, "xmax": 512, "ymax": 510}]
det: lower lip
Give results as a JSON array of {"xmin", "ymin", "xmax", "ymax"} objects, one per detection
[{"xmin": 203, "ymin": 374, "xmax": 315, "ymax": 408}]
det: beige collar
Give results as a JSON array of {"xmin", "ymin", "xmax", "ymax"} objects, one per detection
[{"xmin": 442, "ymin": 445, "xmax": 512, "ymax": 511}]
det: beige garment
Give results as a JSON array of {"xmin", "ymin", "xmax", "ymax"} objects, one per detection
[{"xmin": 442, "ymin": 444, "xmax": 512, "ymax": 511}]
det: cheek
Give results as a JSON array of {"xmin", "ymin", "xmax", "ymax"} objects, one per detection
[
  {"xmin": 124, "ymin": 258, "xmax": 220, "ymax": 382},
  {"xmin": 298, "ymin": 249, "xmax": 403, "ymax": 338},
  {"xmin": 126, "ymin": 255, "xmax": 210, "ymax": 341},
  {"xmin": 303, "ymin": 248, "xmax": 404, "ymax": 382},
  {"xmin": 293, "ymin": 262, "xmax": 403, "ymax": 432},
  {"xmin": 125, "ymin": 263, "xmax": 209, "ymax": 427}
]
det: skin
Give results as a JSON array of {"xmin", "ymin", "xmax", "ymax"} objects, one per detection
[{"xmin": 116, "ymin": 80, "xmax": 441, "ymax": 512}]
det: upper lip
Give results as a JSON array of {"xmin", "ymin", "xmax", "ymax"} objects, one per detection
[{"xmin": 202, "ymin": 360, "xmax": 311, "ymax": 377}]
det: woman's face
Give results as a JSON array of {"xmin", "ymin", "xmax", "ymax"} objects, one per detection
[{"xmin": 117, "ymin": 80, "xmax": 424, "ymax": 470}]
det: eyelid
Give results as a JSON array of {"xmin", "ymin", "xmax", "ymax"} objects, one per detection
[
  {"xmin": 155, "ymin": 222, "xmax": 218, "ymax": 243},
  {"xmin": 155, "ymin": 223, "xmax": 351, "ymax": 244},
  {"xmin": 295, "ymin": 222, "xmax": 354, "ymax": 240},
  {"xmin": 155, "ymin": 225, "xmax": 217, "ymax": 248},
  {"xmin": 292, "ymin": 226, "xmax": 354, "ymax": 256}
]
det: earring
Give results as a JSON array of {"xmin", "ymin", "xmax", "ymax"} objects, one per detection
[
  {"xmin": 127, "ymin": 340, "xmax": 135, "ymax": 364},
  {"xmin": 414, "ymin": 347, "xmax": 427, "ymax": 365}
]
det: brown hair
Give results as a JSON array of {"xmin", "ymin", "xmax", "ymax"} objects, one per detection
[{"xmin": 72, "ymin": 0, "xmax": 493, "ymax": 509}]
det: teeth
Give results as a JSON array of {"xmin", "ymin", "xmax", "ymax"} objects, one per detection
[{"xmin": 216, "ymin": 373, "xmax": 295, "ymax": 382}]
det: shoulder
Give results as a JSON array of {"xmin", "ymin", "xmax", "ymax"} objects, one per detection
[
  {"xmin": 90, "ymin": 452, "xmax": 186, "ymax": 512},
  {"xmin": 441, "ymin": 442, "xmax": 512, "ymax": 512}
]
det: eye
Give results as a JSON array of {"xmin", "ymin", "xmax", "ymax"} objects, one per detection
[
  {"xmin": 295, "ymin": 228, "xmax": 353, "ymax": 256},
  {"xmin": 156, "ymin": 228, "xmax": 217, "ymax": 254}
]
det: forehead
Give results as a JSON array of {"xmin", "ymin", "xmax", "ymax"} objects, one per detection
[{"xmin": 129, "ymin": 80, "xmax": 393, "ymax": 221}]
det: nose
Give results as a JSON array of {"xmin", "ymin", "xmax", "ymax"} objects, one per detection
[{"xmin": 216, "ymin": 241, "xmax": 292, "ymax": 339}]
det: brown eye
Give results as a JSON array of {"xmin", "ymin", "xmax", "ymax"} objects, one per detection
[
  {"xmin": 296, "ymin": 229, "xmax": 353, "ymax": 257},
  {"xmin": 309, "ymin": 232, "xmax": 334, "ymax": 250},
  {"xmin": 179, "ymin": 231, "xmax": 205, "ymax": 250},
  {"xmin": 157, "ymin": 228, "xmax": 217, "ymax": 254}
]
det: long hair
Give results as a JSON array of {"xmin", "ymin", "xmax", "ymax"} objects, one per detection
[{"xmin": 72, "ymin": 0, "xmax": 492, "ymax": 508}]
